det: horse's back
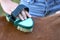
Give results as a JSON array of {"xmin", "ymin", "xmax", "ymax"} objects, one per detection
[{"xmin": 0, "ymin": 14, "xmax": 60, "ymax": 40}]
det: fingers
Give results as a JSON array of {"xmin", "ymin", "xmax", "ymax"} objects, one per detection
[
  {"xmin": 25, "ymin": 11, "xmax": 32, "ymax": 18},
  {"xmin": 19, "ymin": 10, "xmax": 32, "ymax": 20},
  {"xmin": 19, "ymin": 14, "xmax": 24, "ymax": 20},
  {"xmin": 21, "ymin": 10, "xmax": 27, "ymax": 19}
]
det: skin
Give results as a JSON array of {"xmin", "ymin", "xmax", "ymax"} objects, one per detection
[{"xmin": 0, "ymin": 0, "xmax": 31, "ymax": 20}]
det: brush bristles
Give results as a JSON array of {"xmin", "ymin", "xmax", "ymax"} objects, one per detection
[
  {"xmin": 17, "ymin": 26, "xmax": 33, "ymax": 32},
  {"xmin": 6, "ymin": 16, "xmax": 10, "ymax": 22}
]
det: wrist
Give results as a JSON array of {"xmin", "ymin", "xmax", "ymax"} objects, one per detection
[
  {"xmin": 0, "ymin": 0, "xmax": 11, "ymax": 4},
  {"xmin": 0, "ymin": 0, "xmax": 18, "ymax": 15}
]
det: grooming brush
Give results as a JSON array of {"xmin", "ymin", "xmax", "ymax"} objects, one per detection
[{"xmin": 5, "ymin": 4, "xmax": 34, "ymax": 32}]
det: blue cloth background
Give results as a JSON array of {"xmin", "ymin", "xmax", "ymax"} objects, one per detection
[{"xmin": 20, "ymin": 0, "xmax": 60, "ymax": 17}]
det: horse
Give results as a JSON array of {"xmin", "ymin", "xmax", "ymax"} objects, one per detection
[{"xmin": 0, "ymin": 13, "xmax": 60, "ymax": 40}]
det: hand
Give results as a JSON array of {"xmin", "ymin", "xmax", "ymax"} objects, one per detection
[
  {"xmin": 0, "ymin": 0, "xmax": 32, "ymax": 20},
  {"xmin": 18, "ymin": 9, "xmax": 32, "ymax": 20}
]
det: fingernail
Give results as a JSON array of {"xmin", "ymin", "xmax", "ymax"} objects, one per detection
[
  {"xmin": 21, "ymin": 19, "xmax": 24, "ymax": 20},
  {"xmin": 25, "ymin": 17, "xmax": 27, "ymax": 19},
  {"xmin": 29, "ymin": 15, "xmax": 32, "ymax": 17}
]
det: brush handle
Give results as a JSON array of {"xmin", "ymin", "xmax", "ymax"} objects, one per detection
[{"xmin": 11, "ymin": 4, "xmax": 29, "ymax": 18}]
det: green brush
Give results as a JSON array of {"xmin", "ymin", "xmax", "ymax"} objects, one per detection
[
  {"xmin": 14, "ymin": 18, "xmax": 34, "ymax": 32},
  {"xmin": 5, "ymin": 4, "xmax": 34, "ymax": 32},
  {"xmin": 6, "ymin": 14, "xmax": 34, "ymax": 32}
]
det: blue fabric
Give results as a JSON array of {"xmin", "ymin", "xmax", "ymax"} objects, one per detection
[{"xmin": 20, "ymin": 0, "xmax": 60, "ymax": 17}]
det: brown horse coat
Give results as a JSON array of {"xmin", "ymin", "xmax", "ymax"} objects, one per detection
[{"xmin": 0, "ymin": 13, "xmax": 60, "ymax": 40}]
